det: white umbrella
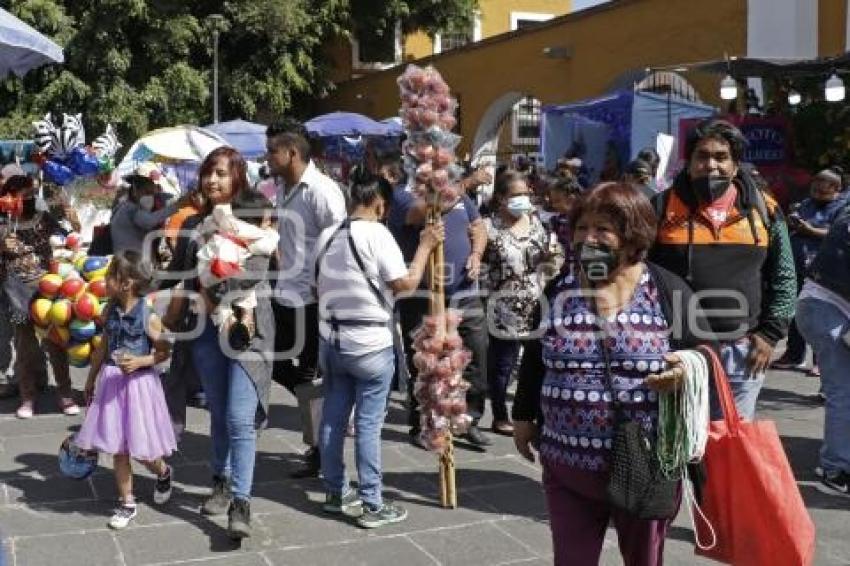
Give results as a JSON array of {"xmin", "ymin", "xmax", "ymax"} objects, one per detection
[
  {"xmin": 0, "ymin": 8, "xmax": 64, "ymax": 77},
  {"xmin": 116, "ymin": 125, "xmax": 231, "ymax": 191}
]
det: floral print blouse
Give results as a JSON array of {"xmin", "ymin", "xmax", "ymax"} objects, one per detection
[{"xmin": 483, "ymin": 214, "xmax": 549, "ymax": 337}]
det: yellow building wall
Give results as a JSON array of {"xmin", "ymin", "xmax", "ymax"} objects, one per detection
[
  {"xmin": 404, "ymin": 32, "xmax": 434, "ymax": 61},
  {"xmin": 819, "ymin": 0, "xmax": 848, "ymax": 56},
  {"xmin": 321, "ymin": 0, "xmax": 746, "ymax": 154},
  {"xmin": 479, "ymin": 0, "xmax": 572, "ymax": 37},
  {"xmin": 402, "ymin": 0, "xmax": 573, "ymax": 61}
]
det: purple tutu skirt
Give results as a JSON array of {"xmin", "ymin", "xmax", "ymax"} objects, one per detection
[{"xmin": 76, "ymin": 364, "xmax": 177, "ymax": 461}]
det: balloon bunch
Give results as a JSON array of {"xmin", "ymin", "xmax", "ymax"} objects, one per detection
[
  {"xmin": 31, "ymin": 114, "xmax": 122, "ymax": 186},
  {"xmin": 411, "ymin": 310, "xmax": 474, "ymax": 452},
  {"xmin": 30, "ymin": 237, "xmax": 111, "ymax": 367},
  {"xmin": 397, "ymin": 65, "xmax": 464, "ymax": 206},
  {"xmin": 0, "ymin": 194, "xmax": 23, "ymax": 218}
]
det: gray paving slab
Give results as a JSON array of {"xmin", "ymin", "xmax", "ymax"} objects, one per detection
[
  {"xmin": 409, "ymin": 522, "xmax": 538, "ymax": 565},
  {"xmin": 264, "ymin": 536, "xmax": 438, "ymax": 566},
  {"xmin": 13, "ymin": 531, "xmax": 119, "ymax": 566},
  {"xmin": 0, "ymin": 363, "xmax": 845, "ymax": 565}
]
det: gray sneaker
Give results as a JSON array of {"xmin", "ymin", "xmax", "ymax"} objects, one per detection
[
  {"xmin": 356, "ymin": 502, "xmax": 407, "ymax": 529},
  {"xmin": 201, "ymin": 475, "xmax": 231, "ymax": 516},
  {"xmin": 323, "ymin": 489, "xmax": 363, "ymax": 517}
]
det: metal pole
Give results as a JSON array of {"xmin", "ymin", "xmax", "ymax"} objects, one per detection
[{"xmin": 213, "ymin": 28, "xmax": 220, "ymax": 124}]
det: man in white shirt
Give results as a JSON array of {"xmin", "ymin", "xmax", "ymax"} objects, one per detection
[{"xmin": 266, "ymin": 120, "xmax": 347, "ymax": 478}]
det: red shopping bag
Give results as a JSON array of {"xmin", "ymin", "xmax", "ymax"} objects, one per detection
[{"xmin": 693, "ymin": 346, "xmax": 815, "ymax": 565}]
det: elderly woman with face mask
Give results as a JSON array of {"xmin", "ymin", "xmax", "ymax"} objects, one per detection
[
  {"xmin": 110, "ymin": 163, "xmax": 184, "ymax": 255},
  {"xmin": 482, "ymin": 170, "xmax": 549, "ymax": 435},
  {"xmin": 0, "ymin": 175, "xmax": 78, "ymax": 419},
  {"xmin": 512, "ymin": 182, "xmax": 715, "ymax": 566}
]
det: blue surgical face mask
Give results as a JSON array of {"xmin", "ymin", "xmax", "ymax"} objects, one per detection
[{"xmin": 506, "ymin": 195, "xmax": 533, "ymax": 217}]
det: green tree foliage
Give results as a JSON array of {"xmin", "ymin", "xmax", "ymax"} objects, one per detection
[{"xmin": 0, "ymin": 0, "xmax": 477, "ymax": 145}]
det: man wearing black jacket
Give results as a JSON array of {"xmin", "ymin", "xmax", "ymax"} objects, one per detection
[{"xmin": 649, "ymin": 119, "xmax": 796, "ymax": 419}]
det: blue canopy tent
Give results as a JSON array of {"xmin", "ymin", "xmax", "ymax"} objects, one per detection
[
  {"xmin": 204, "ymin": 119, "xmax": 267, "ymax": 159},
  {"xmin": 0, "ymin": 8, "xmax": 64, "ymax": 77},
  {"xmin": 305, "ymin": 112, "xmax": 403, "ymax": 137},
  {"xmin": 541, "ymin": 90, "xmax": 715, "ymax": 184}
]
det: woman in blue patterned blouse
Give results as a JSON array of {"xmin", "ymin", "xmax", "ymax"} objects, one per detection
[{"xmin": 512, "ymin": 182, "xmax": 713, "ymax": 566}]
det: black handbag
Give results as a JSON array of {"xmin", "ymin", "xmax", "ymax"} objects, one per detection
[
  {"xmin": 2, "ymin": 272, "xmax": 35, "ymax": 325},
  {"xmin": 595, "ymin": 307, "xmax": 679, "ymax": 520}
]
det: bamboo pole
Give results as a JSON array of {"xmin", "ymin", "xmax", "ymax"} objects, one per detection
[{"xmin": 429, "ymin": 197, "xmax": 456, "ymax": 509}]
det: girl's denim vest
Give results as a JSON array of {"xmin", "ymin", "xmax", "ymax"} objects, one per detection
[{"xmin": 104, "ymin": 299, "xmax": 151, "ymax": 363}]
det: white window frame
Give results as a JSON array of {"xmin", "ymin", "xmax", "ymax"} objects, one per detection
[
  {"xmin": 434, "ymin": 13, "xmax": 482, "ymax": 54},
  {"xmin": 352, "ymin": 20, "xmax": 402, "ymax": 71},
  {"xmin": 511, "ymin": 96, "xmax": 542, "ymax": 146},
  {"xmin": 510, "ymin": 11, "xmax": 554, "ymax": 31}
]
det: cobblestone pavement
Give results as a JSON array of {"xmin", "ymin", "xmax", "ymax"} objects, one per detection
[{"xmin": 0, "ymin": 364, "xmax": 846, "ymax": 565}]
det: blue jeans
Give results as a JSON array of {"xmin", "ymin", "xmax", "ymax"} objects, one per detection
[
  {"xmin": 710, "ymin": 338, "xmax": 766, "ymax": 421},
  {"xmin": 318, "ymin": 339, "xmax": 394, "ymax": 509},
  {"xmin": 796, "ymin": 297, "xmax": 850, "ymax": 474},
  {"xmin": 191, "ymin": 319, "xmax": 259, "ymax": 500}
]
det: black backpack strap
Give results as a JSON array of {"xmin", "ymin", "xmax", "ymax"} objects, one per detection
[
  {"xmin": 314, "ymin": 218, "xmax": 351, "ymax": 284},
  {"xmin": 346, "ymin": 223, "xmax": 392, "ymax": 311}
]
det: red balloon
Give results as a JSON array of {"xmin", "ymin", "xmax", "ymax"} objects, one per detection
[
  {"xmin": 86, "ymin": 278, "xmax": 107, "ymax": 299},
  {"xmin": 59, "ymin": 278, "xmax": 85, "ymax": 300},
  {"xmin": 73, "ymin": 293, "xmax": 99, "ymax": 322}
]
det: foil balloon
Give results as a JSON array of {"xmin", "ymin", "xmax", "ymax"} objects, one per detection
[
  {"xmin": 32, "ymin": 113, "xmax": 57, "ymax": 155},
  {"xmin": 43, "ymin": 159, "xmax": 75, "ymax": 186},
  {"xmin": 92, "ymin": 123, "xmax": 121, "ymax": 158},
  {"xmin": 68, "ymin": 147, "xmax": 101, "ymax": 177}
]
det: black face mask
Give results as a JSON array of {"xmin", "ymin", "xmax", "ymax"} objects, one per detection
[
  {"xmin": 574, "ymin": 242, "xmax": 620, "ymax": 282},
  {"xmin": 21, "ymin": 198, "xmax": 36, "ymax": 217},
  {"xmin": 691, "ymin": 175, "xmax": 732, "ymax": 204}
]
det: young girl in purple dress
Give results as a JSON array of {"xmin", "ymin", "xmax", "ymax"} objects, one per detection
[{"xmin": 76, "ymin": 250, "xmax": 177, "ymax": 530}]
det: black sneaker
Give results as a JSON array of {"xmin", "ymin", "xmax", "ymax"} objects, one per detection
[
  {"xmin": 356, "ymin": 502, "xmax": 407, "ymax": 529},
  {"xmin": 409, "ymin": 428, "xmax": 428, "ymax": 450},
  {"xmin": 323, "ymin": 489, "xmax": 363, "ymax": 517},
  {"xmin": 228, "ymin": 498, "xmax": 251, "ymax": 539},
  {"xmin": 290, "ymin": 446, "xmax": 321, "ymax": 479},
  {"xmin": 462, "ymin": 425, "xmax": 492, "ymax": 448},
  {"xmin": 153, "ymin": 465, "xmax": 172, "ymax": 505},
  {"xmin": 201, "ymin": 475, "xmax": 232, "ymax": 515},
  {"xmin": 818, "ymin": 471, "xmax": 850, "ymax": 497}
]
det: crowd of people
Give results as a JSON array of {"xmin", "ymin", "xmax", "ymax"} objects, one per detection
[{"xmin": 0, "ymin": 117, "xmax": 846, "ymax": 564}]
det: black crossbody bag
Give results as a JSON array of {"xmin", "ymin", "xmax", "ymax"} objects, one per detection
[{"xmin": 593, "ymin": 301, "xmax": 679, "ymax": 520}]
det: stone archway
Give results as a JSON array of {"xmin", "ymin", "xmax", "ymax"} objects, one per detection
[{"xmin": 470, "ymin": 91, "xmax": 527, "ymax": 168}]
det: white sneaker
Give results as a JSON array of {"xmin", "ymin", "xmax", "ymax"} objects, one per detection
[
  {"xmin": 153, "ymin": 466, "xmax": 172, "ymax": 505},
  {"xmin": 108, "ymin": 504, "xmax": 137, "ymax": 529},
  {"xmin": 59, "ymin": 398, "xmax": 80, "ymax": 416},
  {"xmin": 15, "ymin": 401, "xmax": 34, "ymax": 419}
]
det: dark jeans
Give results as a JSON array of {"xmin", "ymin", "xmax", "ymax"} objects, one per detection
[
  {"xmin": 272, "ymin": 301, "xmax": 322, "ymax": 446},
  {"xmin": 271, "ymin": 302, "xmax": 320, "ymax": 391},
  {"xmin": 401, "ymin": 293, "xmax": 488, "ymax": 430},
  {"xmin": 785, "ymin": 266, "xmax": 814, "ymax": 365},
  {"xmin": 488, "ymin": 336, "xmax": 522, "ymax": 422}
]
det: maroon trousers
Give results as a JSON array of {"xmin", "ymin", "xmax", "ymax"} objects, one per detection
[{"xmin": 543, "ymin": 461, "xmax": 672, "ymax": 566}]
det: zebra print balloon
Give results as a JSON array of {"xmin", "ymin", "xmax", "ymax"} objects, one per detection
[
  {"xmin": 32, "ymin": 113, "xmax": 57, "ymax": 154},
  {"xmin": 54, "ymin": 113, "xmax": 85, "ymax": 158},
  {"xmin": 92, "ymin": 124, "xmax": 122, "ymax": 158}
]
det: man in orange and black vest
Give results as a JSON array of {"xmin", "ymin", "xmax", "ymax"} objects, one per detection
[{"xmin": 649, "ymin": 119, "xmax": 796, "ymax": 420}]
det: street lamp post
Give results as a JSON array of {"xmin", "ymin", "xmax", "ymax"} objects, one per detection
[{"xmin": 208, "ymin": 14, "xmax": 226, "ymax": 123}]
